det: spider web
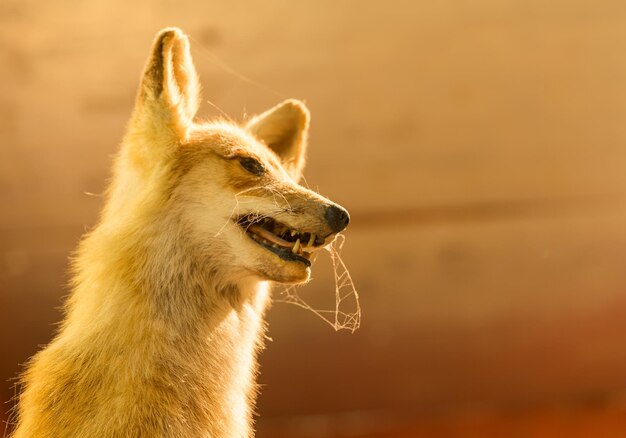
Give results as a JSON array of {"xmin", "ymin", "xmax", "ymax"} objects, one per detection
[{"xmin": 276, "ymin": 234, "xmax": 361, "ymax": 333}]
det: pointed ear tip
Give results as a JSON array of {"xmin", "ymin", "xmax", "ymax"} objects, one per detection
[
  {"xmin": 281, "ymin": 99, "xmax": 310, "ymax": 122},
  {"xmin": 282, "ymin": 98, "xmax": 308, "ymax": 111},
  {"xmin": 154, "ymin": 27, "xmax": 188, "ymax": 46}
]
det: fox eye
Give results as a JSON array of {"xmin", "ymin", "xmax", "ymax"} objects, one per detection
[{"xmin": 239, "ymin": 157, "xmax": 265, "ymax": 176}]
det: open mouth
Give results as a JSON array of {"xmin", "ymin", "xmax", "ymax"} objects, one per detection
[{"xmin": 236, "ymin": 214, "xmax": 327, "ymax": 267}]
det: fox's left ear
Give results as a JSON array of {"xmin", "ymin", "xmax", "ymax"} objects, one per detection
[
  {"xmin": 130, "ymin": 28, "xmax": 200, "ymax": 143},
  {"xmin": 246, "ymin": 99, "xmax": 310, "ymax": 181}
]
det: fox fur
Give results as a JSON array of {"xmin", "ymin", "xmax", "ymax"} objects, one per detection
[{"xmin": 11, "ymin": 28, "xmax": 349, "ymax": 438}]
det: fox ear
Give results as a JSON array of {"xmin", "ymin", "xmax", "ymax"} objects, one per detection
[
  {"xmin": 246, "ymin": 99, "xmax": 310, "ymax": 181},
  {"xmin": 130, "ymin": 28, "xmax": 200, "ymax": 140}
]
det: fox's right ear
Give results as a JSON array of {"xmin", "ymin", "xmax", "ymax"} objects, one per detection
[
  {"xmin": 128, "ymin": 28, "xmax": 200, "ymax": 142},
  {"xmin": 246, "ymin": 99, "xmax": 310, "ymax": 182}
]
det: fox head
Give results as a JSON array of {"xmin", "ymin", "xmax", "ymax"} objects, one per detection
[{"xmin": 102, "ymin": 28, "xmax": 349, "ymax": 286}]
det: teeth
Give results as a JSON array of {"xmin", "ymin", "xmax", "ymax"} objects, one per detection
[
  {"xmin": 247, "ymin": 224, "xmax": 292, "ymax": 247},
  {"xmin": 245, "ymin": 218, "xmax": 322, "ymax": 257}
]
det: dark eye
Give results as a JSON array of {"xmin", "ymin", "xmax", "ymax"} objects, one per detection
[{"xmin": 239, "ymin": 157, "xmax": 265, "ymax": 176}]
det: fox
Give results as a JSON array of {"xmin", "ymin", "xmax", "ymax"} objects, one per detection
[{"xmin": 10, "ymin": 27, "xmax": 350, "ymax": 438}]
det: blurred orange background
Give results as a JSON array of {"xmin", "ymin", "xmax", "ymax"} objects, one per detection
[{"xmin": 2, "ymin": 1, "xmax": 626, "ymax": 436}]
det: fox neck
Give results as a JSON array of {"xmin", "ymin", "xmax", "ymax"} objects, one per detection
[{"xmin": 61, "ymin": 211, "xmax": 270, "ymax": 437}]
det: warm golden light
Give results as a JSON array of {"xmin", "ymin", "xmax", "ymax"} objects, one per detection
[{"xmin": 2, "ymin": 1, "xmax": 626, "ymax": 436}]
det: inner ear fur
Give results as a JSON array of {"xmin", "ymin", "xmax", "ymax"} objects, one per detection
[
  {"xmin": 134, "ymin": 27, "xmax": 200, "ymax": 138},
  {"xmin": 246, "ymin": 99, "xmax": 310, "ymax": 181}
]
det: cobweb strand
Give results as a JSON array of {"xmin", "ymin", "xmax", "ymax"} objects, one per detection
[{"xmin": 276, "ymin": 235, "xmax": 361, "ymax": 333}]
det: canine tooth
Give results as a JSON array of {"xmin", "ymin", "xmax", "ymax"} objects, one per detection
[
  {"xmin": 292, "ymin": 238, "xmax": 300, "ymax": 254},
  {"xmin": 307, "ymin": 233, "xmax": 315, "ymax": 247},
  {"xmin": 290, "ymin": 230, "xmax": 297, "ymax": 237}
]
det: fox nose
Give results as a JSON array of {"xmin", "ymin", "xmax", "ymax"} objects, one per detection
[{"xmin": 325, "ymin": 205, "xmax": 350, "ymax": 233}]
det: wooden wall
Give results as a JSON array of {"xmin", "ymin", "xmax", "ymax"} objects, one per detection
[{"xmin": 2, "ymin": 0, "xmax": 626, "ymax": 435}]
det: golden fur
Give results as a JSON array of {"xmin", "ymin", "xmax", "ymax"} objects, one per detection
[{"xmin": 11, "ymin": 28, "xmax": 348, "ymax": 437}]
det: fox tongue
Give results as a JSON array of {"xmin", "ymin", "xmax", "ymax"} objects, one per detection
[{"xmin": 247, "ymin": 224, "xmax": 292, "ymax": 248}]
